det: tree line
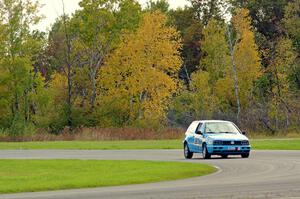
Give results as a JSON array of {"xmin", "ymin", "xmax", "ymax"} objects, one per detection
[{"xmin": 0, "ymin": 0, "xmax": 299, "ymax": 135}]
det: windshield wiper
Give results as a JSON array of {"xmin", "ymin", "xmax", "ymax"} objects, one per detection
[{"xmin": 220, "ymin": 132, "xmax": 236, "ymax": 134}]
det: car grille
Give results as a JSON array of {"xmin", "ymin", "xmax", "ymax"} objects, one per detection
[
  {"xmin": 241, "ymin": 140, "xmax": 250, "ymax": 145},
  {"xmin": 213, "ymin": 140, "xmax": 249, "ymax": 145}
]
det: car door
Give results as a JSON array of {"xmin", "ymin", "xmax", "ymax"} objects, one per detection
[
  {"xmin": 193, "ymin": 123, "xmax": 203, "ymax": 153},
  {"xmin": 185, "ymin": 121, "xmax": 198, "ymax": 152}
]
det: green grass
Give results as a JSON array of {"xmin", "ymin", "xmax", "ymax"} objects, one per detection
[
  {"xmin": 0, "ymin": 138, "xmax": 300, "ymax": 150},
  {"xmin": 0, "ymin": 159, "xmax": 215, "ymax": 194},
  {"xmin": 251, "ymin": 139, "xmax": 300, "ymax": 150}
]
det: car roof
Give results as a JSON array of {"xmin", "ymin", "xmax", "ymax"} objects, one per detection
[{"xmin": 195, "ymin": 120, "xmax": 231, "ymax": 123}]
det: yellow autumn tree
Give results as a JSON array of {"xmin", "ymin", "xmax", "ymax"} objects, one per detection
[
  {"xmin": 98, "ymin": 11, "xmax": 182, "ymax": 127},
  {"xmin": 231, "ymin": 8, "xmax": 261, "ymax": 107},
  {"xmin": 210, "ymin": 8, "xmax": 261, "ymax": 122}
]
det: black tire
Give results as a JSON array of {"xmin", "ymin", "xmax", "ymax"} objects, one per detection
[
  {"xmin": 202, "ymin": 143, "xmax": 211, "ymax": 159},
  {"xmin": 241, "ymin": 153, "xmax": 250, "ymax": 158},
  {"xmin": 221, "ymin": 154, "xmax": 228, "ymax": 158},
  {"xmin": 184, "ymin": 143, "xmax": 193, "ymax": 159}
]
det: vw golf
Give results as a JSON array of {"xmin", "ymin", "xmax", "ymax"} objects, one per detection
[{"xmin": 183, "ymin": 120, "xmax": 251, "ymax": 159}]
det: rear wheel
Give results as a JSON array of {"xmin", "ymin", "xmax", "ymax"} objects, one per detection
[
  {"xmin": 241, "ymin": 153, "xmax": 250, "ymax": 158},
  {"xmin": 202, "ymin": 144, "xmax": 211, "ymax": 159},
  {"xmin": 184, "ymin": 143, "xmax": 193, "ymax": 159}
]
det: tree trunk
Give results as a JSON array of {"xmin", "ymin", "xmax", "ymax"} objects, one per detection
[
  {"xmin": 138, "ymin": 92, "xmax": 144, "ymax": 120},
  {"xmin": 285, "ymin": 107, "xmax": 289, "ymax": 129},
  {"xmin": 138, "ymin": 91, "xmax": 147, "ymax": 120},
  {"xmin": 62, "ymin": 0, "xmax": 73, "ymax": 128},
  {"xmin": 90, "ymin": 69, "xmax": 97, "ymax": 109},
  {"xmin": 231, "ymin": 56, "xmax": 241, "ymax": 124},
  {"xmin": 227, "ymin": 26, "xmax": 241, "ymax": 124},
  {"xmin": 184, "ymin": 63, "xmax": 190, "ymax": 84},
  {"xmin": 89, "ymin": 40, "xmax": 112, "ymax": 109}
]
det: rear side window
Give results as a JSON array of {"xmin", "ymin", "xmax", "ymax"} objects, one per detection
[{"xmin": 196, "ymin": 123, "xmax": 203, "ymax": 133}]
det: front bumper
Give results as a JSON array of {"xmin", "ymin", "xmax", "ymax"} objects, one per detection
[{"xmin": 207, "ymin": 145, "xmax": 251, "ymax": 155}]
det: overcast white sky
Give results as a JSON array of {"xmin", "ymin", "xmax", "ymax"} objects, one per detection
[{"xmin": 36, "ymin": 0, "xmax": 190, "ymax": 31}]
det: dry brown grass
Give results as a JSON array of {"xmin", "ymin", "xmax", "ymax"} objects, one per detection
[
  {"xmin": 0, "ymin": 127, "xmax": 184, "ymax": 142},
  {"xmin": 1, "ymin": 127, "xmax": 299, "ymax": 142}
]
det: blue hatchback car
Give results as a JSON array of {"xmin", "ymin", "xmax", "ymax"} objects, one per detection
[{"xmin": 183, "ymin": 120, "xmax": 251, "ymax": 159}]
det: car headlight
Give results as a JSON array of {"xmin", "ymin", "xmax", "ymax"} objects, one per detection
[{"xmin": 207, "ymin": 139, "xmax": 214, "ymax": 145}]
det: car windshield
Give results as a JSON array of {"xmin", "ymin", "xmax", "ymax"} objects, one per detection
[{"xmin": 205, "ymin": 122, "xmax": 240, "ymax": 134}]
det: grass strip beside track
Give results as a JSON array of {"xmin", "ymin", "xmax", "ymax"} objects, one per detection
[
  {"xmin": 0, "ymin": 139, "xmax": 300, "ymax": 150},
  {"xmin": 0, "ymin": 159, "xmax": 215, "ymax": 194},
  {"xmin": 251, "ymin": 139, "xmax": 300, "ymax": 150}
]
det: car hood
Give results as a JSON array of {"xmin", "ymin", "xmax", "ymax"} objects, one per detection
[{"xmin": 205, "ymin": 133, "xmax": 248, "ymax": 141}]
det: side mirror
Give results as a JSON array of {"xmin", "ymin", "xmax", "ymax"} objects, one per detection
[
  {"xmin": 196, "ymin": 130, "xmax": 203, "ymax": 135},
  {"xmin": 242, "ymin": 131, "xmax": 246, "ymax": 135}
]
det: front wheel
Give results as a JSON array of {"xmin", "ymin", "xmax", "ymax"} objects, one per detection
[
  {"xmin": 221, "ymin": 154, "xmax": 228, "ymax": 158},
  {"xmin": 202, "ymin": 144, "xmax": 211, "ymax": 159},
  {"xmin": 184, "ymin": 143, "xmax": 193, "ymax": 159},
  {"xmin": 241, "ymin": 153, "xmax": 250, "ymax": 158}
]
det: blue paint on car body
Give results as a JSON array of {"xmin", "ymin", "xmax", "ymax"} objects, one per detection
[{"xmin": 183, "ymin": 120, "xmax": 251, "ymax": 159}]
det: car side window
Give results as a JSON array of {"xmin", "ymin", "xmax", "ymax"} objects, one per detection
[
  {"xmin": 195, "ymin": 123, "xmax": 203, "ymax": 133},
  {"xmin": 201, "ymin": 123, "xmax": 206, "ymax": 133}
]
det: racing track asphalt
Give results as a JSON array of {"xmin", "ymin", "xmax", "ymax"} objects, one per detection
[{"xmin": 0, "ymin": 150, "xmax": 300, "ymax": 199}]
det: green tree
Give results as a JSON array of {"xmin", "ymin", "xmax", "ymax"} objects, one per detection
[
  {"xmin": 189, "ymin": 0, "xmax": 227, "ymax": 25},
  {"xmin": 230, "ymin": 0, "xmax": 288, "ymax": 40},
  {"xmin": 283, "ymin": 0, "xmax": 300, "ymax": 89},
  {"xmin": 145, "ymin": 0, "xmax": 169, "ymax": 13},
  {"xmin": 269, "ymin": 38, "xmax": 297, "ymax": 129},
  {"xmin": 72, "ymin": 0, "xmax": 117, "ymax": 112},
  {"xmin": 42, "ymin": 0, "xmax": 142, "ymax": 129},
  {"xmin": 230, "ymin": 0, "xmax": 300, "ymax": 131},
  {"xmin": 114, "ymin": 0, "xmax": 142, "ymax": 32},
  {"xmin": 0, "ymin": 0, "xmax": 47, "ymax": 134},
  {"xmin": 171, "ymin": 18, "xmax": 230, "ymax": 125},
  {"xmin": 73, "ymin": 0, "xmax": 142, "ymax": 111},
  {"xmin": 169, "ymin": 7, "xmax": 203, "ymax": 86},
  {"xmin": 200, "ymin": 19, "xmax": 230, "ymax": 84},
  {"xmin": 284, "ymin": 0, "xmax": 300, "ymax": 45},
  {"xmin": 200, "ymin": 18, "xmax": 231, "ymax": 114}
]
